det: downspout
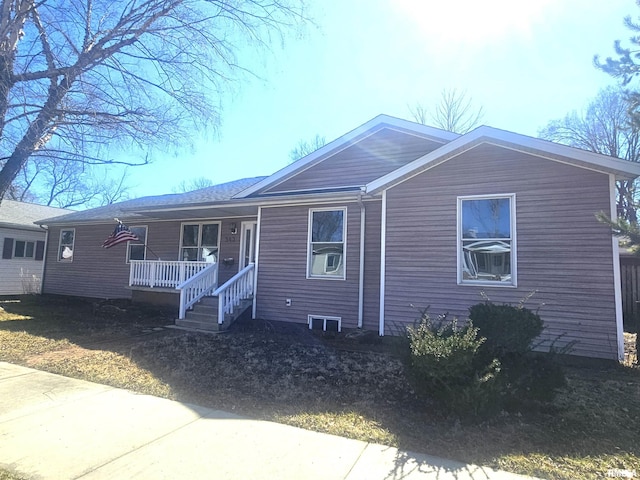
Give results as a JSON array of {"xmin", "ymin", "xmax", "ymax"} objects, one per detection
[
  {"xmin": 252, "ymin": 207, "xmax": 262, "ymax": 320},
  {"xmin": 357, "ymin": 187, "xmax": 366, "ymax": 329},
  {"xmin": 39, "ymin": 224, "xmax": 49, "ymax": 295},
  {"xmin": 610, "ymin": 174, "xmax": 625, "ymax": 362},
  {"xmin": 379, "ymin": 190, "xmax": 387, "ymax": 336}
]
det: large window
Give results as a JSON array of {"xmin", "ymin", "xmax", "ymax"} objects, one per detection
[
  {"xmin": 58, "ymin": 229, "xmax": 75, "ymax": 262},
  {"xmin": 308, "ymin": 208, "xmax": 346, "ymax": 279},
  {"xmin": 127, "ymin": 226, "xmax": 148, "ymax": 262},
  {"xmin": 458, "ymin": 195, "xmax": 515, "ymax": 286},
  {"xmin": 180, "ymin": 222, "xmax": 220, "ymax": 262}
]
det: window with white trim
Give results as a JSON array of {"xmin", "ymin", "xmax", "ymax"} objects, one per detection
[
  {"xmin": 458, "ymin": 195, "xmax": 515, "ymax": 285},
  {"xmin": 180, "ymin": 222, "xmax": 220, "ymax": 262},
  {"xmin": 308, "ymin": 208, "xmax": 346, "ymax": 279},
  {"xmin": 127, "ymin": 226, "xmax": 148, "ymax": 262},
  {"xmin": 58, "ymin": 229, "xmax": 75, "ymax": 262}
]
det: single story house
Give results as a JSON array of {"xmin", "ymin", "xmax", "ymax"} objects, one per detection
[
  {"xmin": 0, "ymin": 200, "xmax": 69, "ymax": 295},
  {"xmin": 36, "ymin": 115, "xmax": 640, "ymax": 361}
]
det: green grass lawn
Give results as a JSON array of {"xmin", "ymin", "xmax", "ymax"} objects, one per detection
[{"xmin": 1, "ymin": 295, "xmax": 638, "ymax": 480}]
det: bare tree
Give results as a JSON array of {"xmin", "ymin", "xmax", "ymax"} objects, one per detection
[
  {"xmin": 173, "ymin": 176, "xmax": 215, "ymax": 193},
  {"xmin": 6, "ymin": 158, "xmax": 131, "ymax": 208},
  {"xmin": 289, "ymin": 134, "xmax": 326, "ymax": 163},
  {"xmin": 539, "ymin": 86, "xmax": 640, "ymax": 221},
  {"xmin": 410, "ymin": 88, "xmax": 484, "ymax": 134},
  {"xmin": 87, "ymin": 168, "xmax": 131, "ymax": 207},
  {"xmin": 0, "ymin": 0, "xmax": 304, "ymax": 201}
]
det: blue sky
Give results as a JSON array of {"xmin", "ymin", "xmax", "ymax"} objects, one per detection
[{"xmin": 122, "ymin": 0, "xmax": 637, "ymax": 198}]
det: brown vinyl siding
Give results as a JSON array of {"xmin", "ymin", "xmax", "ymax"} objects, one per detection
[
  {"xmin": 362, "ymin": 200, "xmax": 382, "ymax": 331},
  {"xmin": 265, "ymin": 129, "xmax": 445, "ymax": 194},
  {"xmin": 42, "ymin": 217, "xmax": 256, "ymax": 299},
  {"xmin": 383, "ymin": 143, "xmax": 618, "ymax": 359},
  {"xmin": 43, "ymin": 224, "xmax": 139, "ymax": 299},
  {"xmin": 256, "ymin": 203, "xmax": 362, "ymax": 329}
]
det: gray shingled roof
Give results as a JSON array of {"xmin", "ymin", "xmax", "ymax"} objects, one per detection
[
  {"xmin": 36, "ymin": 177, "xmax": 268, "ymax": 225},
  {"xmin": 0, "ymin": 200, "xmax": 71, "ymax": 231}
]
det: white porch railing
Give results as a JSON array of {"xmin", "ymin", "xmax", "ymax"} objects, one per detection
[
  {"xmin": 129, "ymin": 260, "xmax": 212, "ymax": 289},
  {"xmin": 213, "ymin": 263, "xmax": 255, "ymax": 325},
  {"xmin": 176, "ymin": 263, "xmax": 219, "ymax": 319}
]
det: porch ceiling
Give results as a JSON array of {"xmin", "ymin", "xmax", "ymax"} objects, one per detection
[{"xmin": 132, "ymin": 204, "xmax": 259, "ymax": 220}]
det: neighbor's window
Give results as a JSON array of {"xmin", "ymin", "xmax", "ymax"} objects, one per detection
[
  {"xmin": 180, "ymin": 222, "xmax": 220, "ymax": 262},
  {"xmin": 458, "ymin": 195, "xmax": 515, "ymax": 286},
  {"xmin": 308, "ymin": 208, "xmax": 346, "ymax": 279},
  {"xmin": 58, "ymin": 229, "xmax": 75, "ymax": 262},
  {"xmin": 127, "ymin": 226, "xmax": 148, "ymax": 262},
  {"xmin": 14, "ymin": 240, "xmax": 35, "ymax": 259}
]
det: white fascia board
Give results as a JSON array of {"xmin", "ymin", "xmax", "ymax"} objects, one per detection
[
  {"xmin": 366, "ymin": 129, "xmax": 484, "ymax": 193},
  {"xmin": 366, "ymin": 126, "xmax": 640, "ymax": 194},
  {"xmin": 126, "ymin": 191, "xmax": 363, "ymax": 215},
  {"xmin": 233, "ymin": 114, "xmax": 459, "ymax": 199}
]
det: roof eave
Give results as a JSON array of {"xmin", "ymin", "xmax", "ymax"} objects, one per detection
[
  {"xmin": 0, "ymin": 222, "xmax": 43, "ymax": 231},
  {"xmin": 129, "ymin": 190, "xmax": 366, "ymax": 216},
  {"xmin": 233, "ymin": 114, "xmax": 459, "ymax": 199},
  {"xmin": 366, "ymin": 126, "xmax": 640, "ymax": 194}
]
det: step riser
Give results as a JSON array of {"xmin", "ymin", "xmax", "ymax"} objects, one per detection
[
  {"xmin": 176, "ymin": 297, "xmax": 253, "ymax": 332},
  {"xmin": 175, "ymin": 319, "xmax": 221, "ymax": 332}
]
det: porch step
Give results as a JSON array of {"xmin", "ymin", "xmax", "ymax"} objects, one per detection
[
  {"xmin": 175, "ymin": 318, "xmax": 222, "ymax": 332},
  {"xmin": 182, "ymin": 298, "xmax": 220, "ymax": 331},
  {"xmin": 176, "ymin": 296, "xmax": 253, "ymax": 333}
]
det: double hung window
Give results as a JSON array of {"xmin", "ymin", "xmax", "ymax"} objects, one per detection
[
  {"xmin": 308, "ymin": 208, "xmax": 346, "ymax": 279},
  {"xmin": 180, "ymin": 223, "xmax": 220, "ymax": 262},
  {"xmin": 458, "ymin": 195, "xmax": 516, "ymax": 286},
  {"xmin": 127, "ymin": 226, "xmax": 148, "ymax": 262},
  {"xmin": 58, "ymin": 229, "xmax": 75, "ymax": 262}
]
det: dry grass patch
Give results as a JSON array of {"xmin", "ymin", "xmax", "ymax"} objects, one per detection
[
  {"xmin": 1, "ymin": 295, "xmax": 639, "ymax": 480},
  {"xmin": 0, "ymin": 330, "xmax": 72, "ymax": 362},
  {"xmin": 27, "ymin": 347, "xmax": 173, "ymax": 398},
  {"xmin": 0, "ymin": 469, "xmax": 25, "ymax": 480},
  {"xmin": 275, "ymin": 411, "xmax": 397, "ymax": 446}
]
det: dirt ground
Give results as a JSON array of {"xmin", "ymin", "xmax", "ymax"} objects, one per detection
[{"xmin": 624, "ymin": 332, "xmax": 638, "ymax": 366}]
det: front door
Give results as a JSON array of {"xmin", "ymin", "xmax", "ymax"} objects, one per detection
[{"xmin": 238, "ymin": 221, "xmax": 257, "ymax": 270}]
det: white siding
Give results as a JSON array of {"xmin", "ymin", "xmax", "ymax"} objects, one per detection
[{"xmin": 0, "ymin": 227, "xmax": 46, "ymax": 295}]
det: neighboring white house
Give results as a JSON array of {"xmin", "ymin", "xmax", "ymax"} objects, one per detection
[{"xmin": 0, "ymin": 200, "xmax": 70, "ymax": 295}]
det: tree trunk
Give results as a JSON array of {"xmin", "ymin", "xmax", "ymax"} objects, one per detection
[{"xmin": 0, "ymin": 74, "xmax": 75, "ymax": 200}]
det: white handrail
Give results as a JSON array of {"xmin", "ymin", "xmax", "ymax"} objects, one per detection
[
  {"xmin": 213, "ymin": 263, "xmax": 255, "ymax": 325},
  {"xmin": 176, "ymin": 263, "xmax": 219, "ymax": 319}
]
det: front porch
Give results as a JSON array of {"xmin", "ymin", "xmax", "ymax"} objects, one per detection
[{"xmin": 128, "ymin": 260, "xmax": 255, "ymax": 331}]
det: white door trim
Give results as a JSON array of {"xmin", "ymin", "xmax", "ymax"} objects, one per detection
[{"xmin": 239, "ymin": 221, "xmax": 257, "ymax": 271}]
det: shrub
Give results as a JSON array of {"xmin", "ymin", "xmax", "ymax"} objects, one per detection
[
  {"xmin": 407, "ymin": 313, "xmax": 502, "ymax": 418},
  {"xmin": 407, "ymin": 302, "xmax": 566, "ymax": 420},
  {"xmin": 469, "ymin": 301, "xmax": 565, "ymax": 409},
  {"xmin": 469, "ymin": 302, "xmax": 543, "ymax": 358}
]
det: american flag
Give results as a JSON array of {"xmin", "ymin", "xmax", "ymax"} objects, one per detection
[{"xmin": 102, "ymin": 223, "xmax": 139, "ymax": 249}]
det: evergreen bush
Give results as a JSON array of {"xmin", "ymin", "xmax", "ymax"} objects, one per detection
[
  {"xmin": 407, "ymin": 313, "xmax": 502, "ymax": 418},
  {"xmin": 469, "ymin": 302, "xmax": 543, "ymax": 358},
  {"xmin": 406, "ymin": 301, "xmax": 566, "ymax": 420}
]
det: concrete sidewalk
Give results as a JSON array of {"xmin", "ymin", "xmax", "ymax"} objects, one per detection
[{"xmin": 0, "ymin": 362, "xmax": 539, "ymax": 480}]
